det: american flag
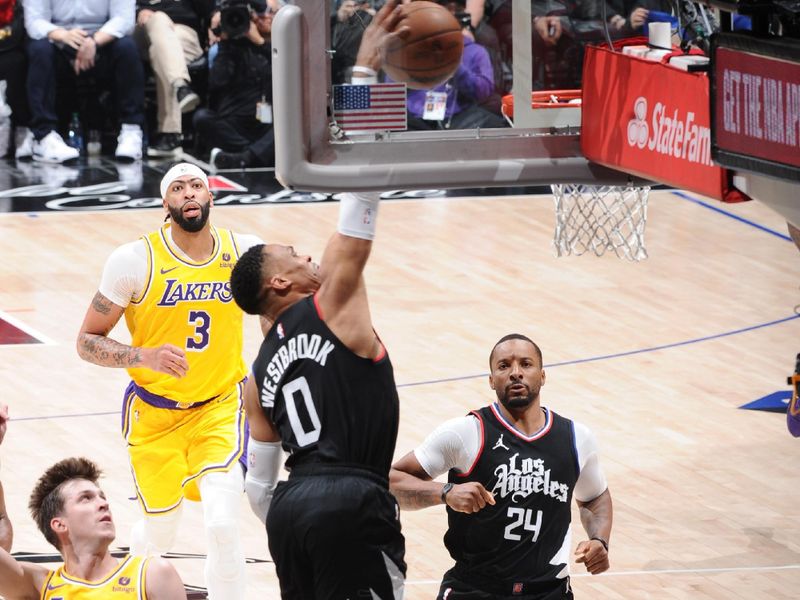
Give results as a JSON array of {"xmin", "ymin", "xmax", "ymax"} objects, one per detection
[{"xmin": 332, "ymin": 83, "xmax": 407, "ymax": 132}]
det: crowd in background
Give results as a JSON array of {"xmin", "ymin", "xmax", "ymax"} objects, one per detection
[
  {"xmin": 0, "ymin": 0, "xmax": 673, "ymax": 168},
  {"xmin": 332, "ymin": 0, "xmax": 673, "ymax": 130},
  {"xmin": 0, "ymin": 0, "xmax": 283, "ymax": 168}
]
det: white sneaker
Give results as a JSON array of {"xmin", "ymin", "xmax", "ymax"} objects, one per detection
[
  {"xmin": 32, "ymin": 131, "xmax": 80, "ymax": 164},
  {"xmin": 115, "ymin": 124, "xmax": 143, "ymax": 161},
  {"xmin": 15, "ymin": 127, "xmax": 34, "ymax": 159}
]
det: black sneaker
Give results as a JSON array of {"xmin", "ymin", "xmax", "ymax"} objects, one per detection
[
  {"xmin": 210, "ymin": 147, "xmax": 253, "ymax": 170},
  {"xmin": 147, "ymin": 133, "xmax": 183, "ymax": 158},
  {"xmin": 176, "ymin": 86, "xmax": 200, "ymax": 113}
]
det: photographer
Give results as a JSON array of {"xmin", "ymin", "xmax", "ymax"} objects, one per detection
[{"xmin": 194, "ymin": 0, "xmax": 276, "ymax": 169}]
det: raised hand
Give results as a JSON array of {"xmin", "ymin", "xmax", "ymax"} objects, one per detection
[{"xmin": 354, "ymin": 0, "xmax": 411, "ymax": 73}]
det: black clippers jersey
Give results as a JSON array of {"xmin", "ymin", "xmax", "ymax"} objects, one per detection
[
  {"xmin": 251, "ymin": 295, "xmax": 400, "ymax": 476},
  {"xmin": 445, "ymin": 404, "xmax": 580, "ymax": 590}
]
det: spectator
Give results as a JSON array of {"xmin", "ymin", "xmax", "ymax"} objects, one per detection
[
  {"xmin": 24, "ymin": 0, "xmax": 146, "ymax": 163},
  {"xmin": 439, "ymin": 0, "xmax": 507, "ymax": 118},
  {"xmin": 196, "ymin": 2, "xmax": 277, "ymax": 169},
  {"xmin": 135, "ymin": 0, "xmax": 213, "ymax": 158},
  {"xmin": 610, "ymin": 0, "xmax": 674, "ymax": 34},
  {"xmin": 382, "ymin": 12, "xmax": 505, "ymax": 130},
  {"xmin": 531, "ymin": 0, "xmax": 627, "ymax": 90},
  {"xmin": 344, "ymin": 1, "xmax": 502, "ymax": 130},
  {"xmin": 0, "ymin": 0, "xmax": 32, "ymax": 159},
  {"xmin": 331, "ymin": 0, "xmax": 374, "ymax": 85}
]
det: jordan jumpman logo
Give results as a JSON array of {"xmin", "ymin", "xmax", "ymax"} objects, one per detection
[{"xmin": 493, "ymin": 434, "xmax": 510, "ymax": 451}]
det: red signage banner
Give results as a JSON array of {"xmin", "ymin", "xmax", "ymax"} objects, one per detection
[
  {"xmin": 581, "ymin": 44, "xmax": 748, "ymax": 202},
  {"xmin": 713, "ymin": 46, "xmax": 800, "ymax": 169}
]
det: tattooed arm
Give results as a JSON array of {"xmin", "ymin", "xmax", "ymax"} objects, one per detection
[
  {"xmin": 77, "ymin": 242, "xmax": 189, "ymax": 378},
  {"xmin": 390, "ymin": 452, "xmax": 495, "ymax": 513},
  {"xmin": 77, "ymin": 291, "xmax": 189, "ymax": 377},
  {"xmin": 77, "ymin": 291, "xmax": 135, "ymax": 366},
  {"xmin": 391, "ymin": 415, "xmax": 494, "ymax": 512},
  {"xmin": 389, "ymin": 452, "xmax": 441, "ymax": 510}
]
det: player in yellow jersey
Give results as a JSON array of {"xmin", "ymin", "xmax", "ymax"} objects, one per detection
[
  {"xmin": 0, "ymin": 403, "xmax": 187, "ymax": 599},
  {"xmin": 77, "ymin": 163, "xmax": 264, "ymax": 599},
  {"xmin": 0, "ymin": 402, "xmax": 10, "ymax": 553}
]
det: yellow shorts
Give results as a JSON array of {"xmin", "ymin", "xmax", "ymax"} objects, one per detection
[{"xmin": 122, "ymin": 380, "xmax": 246, "ymax": 514}]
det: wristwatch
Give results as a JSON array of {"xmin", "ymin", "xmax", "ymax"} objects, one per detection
[{"xmin": 441, "ymin": 482, "xmax": 454, "ymax": 503}]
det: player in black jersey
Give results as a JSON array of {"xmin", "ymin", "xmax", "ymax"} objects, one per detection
[
  {"xmin": 229, "ymin": 189, "xmax": 406, "ymax": 600},
  {"xmin": 390, "ymin": 334, "xmax": 613, "ymax": 600}
]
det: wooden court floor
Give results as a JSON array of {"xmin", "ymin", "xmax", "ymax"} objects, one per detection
[{"xmin": 0, "ymin": 190, "xmax": 798, "ymax": 599}]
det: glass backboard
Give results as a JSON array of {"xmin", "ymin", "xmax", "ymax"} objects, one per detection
[{"xmin": 271, "ymin": 0, "xmax": 652, "ymax": 192}]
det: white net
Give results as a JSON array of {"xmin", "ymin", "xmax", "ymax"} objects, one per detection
[{"xmin": 551, "ymin": 184, "xmax": 650, "ymax": 260}]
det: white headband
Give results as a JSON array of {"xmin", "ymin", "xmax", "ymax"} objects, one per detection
[{"xmin": 160, "ymin": 163, "xmax": 210, "ymax": 198}]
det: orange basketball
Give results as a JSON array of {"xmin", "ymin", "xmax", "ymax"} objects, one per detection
[{"xmin": 381, "ymin": 1, "xmax": 464, "ymax": 90}]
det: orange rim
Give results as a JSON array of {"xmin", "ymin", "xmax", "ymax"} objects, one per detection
[{"xmin": 502, "ymin": 90, "xmax": 582, "ymax": 118}]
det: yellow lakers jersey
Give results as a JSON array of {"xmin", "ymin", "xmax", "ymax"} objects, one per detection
[
  {"xmin": 41, "ymin": 555, "xmax": 149, "ymax": 599},
  {"xmin": 125, "ymin": 224, "xmax": 247, "ymax": 404}
]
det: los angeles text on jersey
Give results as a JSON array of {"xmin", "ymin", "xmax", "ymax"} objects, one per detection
[
  {"xmin": 260, "ymin": 333, "xmax": 335, "ymax": 407},
  {"xmin": 492, "ymin": 452, "xmax": 569, "ymax": 503},
  {"xmin": 157, "ymin": 280, "xmax": 234, "ymax": 306}
]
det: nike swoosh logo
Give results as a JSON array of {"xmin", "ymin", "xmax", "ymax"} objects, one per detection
[
  {"xmin": 47, "ymin": 582, "xmax": 67, "ymax": 591},
  {"xmin": 160, "ymin": 266, "xmax": 179, "ymax": 275}
]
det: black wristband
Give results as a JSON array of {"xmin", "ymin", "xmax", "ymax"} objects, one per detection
[
  {"xmin": 440, "ymin": 482, "xmax": 454, "ymax": 503},
  {"xmin": 591, "ymin": 537, "xmax": 608, "ymax": 551}
]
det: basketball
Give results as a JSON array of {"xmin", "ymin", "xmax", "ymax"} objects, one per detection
[{"xmin": 381, "ymin": 1, "xmax": 464, "ymax": 90}]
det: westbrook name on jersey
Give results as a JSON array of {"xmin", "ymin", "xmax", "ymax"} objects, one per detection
[{"xmin": 252, "ymin": 294, "xmax": 400, "ymax": 475}]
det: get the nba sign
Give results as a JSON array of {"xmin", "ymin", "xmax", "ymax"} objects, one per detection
[{"xmin": 713, "ymin": 44, "xmax": 800, "ymax": 170}]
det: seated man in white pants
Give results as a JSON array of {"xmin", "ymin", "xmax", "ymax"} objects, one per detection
[{"xmin": 136, "ymin": 0, "xmax": 211, "ymax": 157}]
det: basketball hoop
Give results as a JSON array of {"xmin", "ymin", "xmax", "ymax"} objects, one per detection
[
  {"xmin": 551, "ymin": 183, "xmax": 650, "ymax": 260},
  {"xmin": 499, "ymin": 89, "xmax": 652, "ymax": 259},
  {"xmin": 517, "ymin": 89, "xmax": 650, "ymax": 260}
]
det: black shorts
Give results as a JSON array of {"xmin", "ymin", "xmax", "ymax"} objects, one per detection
[
  {"xmin": 437, "ymin": 569, "xmax": 573, "ymax": 600},
  {"xmin": 266, "ymin": 464, "xmax": 406, "ymax": 600}
]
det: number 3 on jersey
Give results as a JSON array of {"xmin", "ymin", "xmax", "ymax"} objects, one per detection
[
  {"xmin": 187, "ymin": 310, "xmax": 210, "ymax": 350},
  {"xmin": 504, "ymin": 507, "xmax": 543, "ymax": 542}
]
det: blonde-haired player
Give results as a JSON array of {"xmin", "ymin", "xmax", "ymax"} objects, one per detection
[
  {"xmin": 77, "ymin": 163, "xmax": 264, "ymax": 599},
  {"xmin": 0, "ymin": 403, "xmax": 187, "ymax": 599}
]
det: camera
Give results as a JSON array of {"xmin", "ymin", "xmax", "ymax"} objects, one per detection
[{"xmin": 218, "ymin": 0, "xmax": 252, "ymax": 39}]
